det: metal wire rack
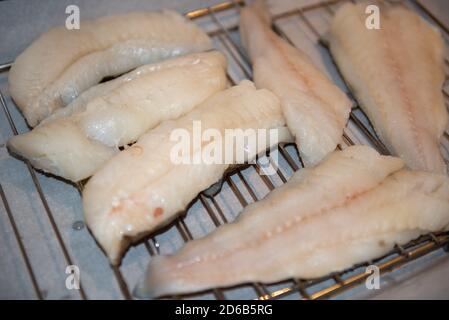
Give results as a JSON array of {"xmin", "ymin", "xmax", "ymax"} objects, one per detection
[{"xmin": 1, "ymin": 0, "xmax": 449, "ymax": 300}]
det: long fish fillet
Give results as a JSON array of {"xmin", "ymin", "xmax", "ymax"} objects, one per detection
[
  {"xmin": 7, "ymin": 52, "xmax": 227, "ymax": 182},
  {"xmin": 137, "ymin": 145, "xmax": 449, "ymax": 298},
  {"xmin": 9, "ymin": 10, "xmax": 212, "ymax": 126},
  {"xmin": 83, "ymin": 80, "xmax": 292, "ymax": 264},
  {"xmin": 240, "ymin": 0, "xmax": 352, "ymax": 166},
  {"xmin": 329, "ymin": 3, "xmax": 448, "ymax": 173}
]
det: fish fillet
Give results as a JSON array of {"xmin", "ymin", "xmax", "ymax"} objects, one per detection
[
  {"xmin": 83, "ymin": 80, "xmax": 292, "ymax": 264},
  {"xmin": 9, "ymin": 10, "xmax": 212, "ymax": 126},
  {"xmin": 7, "ymin": 52, "xmax": 227, "ymax": 182},
  {"xmin": 137, "ymin": 145, "xmax": 449, "ymax": 298},
  {"xmin": 240, "ymin": 0, "xmax": 352, "ymax": 166},
  {"xmin": 329, "ymin": 3, "xmax": 448, "ymax": 173}
]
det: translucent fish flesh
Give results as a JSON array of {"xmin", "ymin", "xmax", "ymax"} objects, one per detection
[
  {"xmin": 7, "ymin": 52, "xmax": 227, "ymax": 182},
  {"xmin": 329, "ymin": 3, "xmax": 448, "ymax": 173},
  {"xmin": 9, "ymin": 10, "xmax": 212, "ymax": 126}
]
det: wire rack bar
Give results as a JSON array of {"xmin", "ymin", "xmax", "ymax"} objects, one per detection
[
  {"xmin": 408, "ymin": 0, "xmax": 449, "ymax": 36},
  {"xmin": 185, "ymin": 0, "xmax": 243, "ymax": 19},
  {"xmin": 111, "ymin": 266, "xmax": 132, "ymax": 300},
  {"xmin": 0, "ymin": 91, "xmax": 88, "ymax": 300},
  {"xmin": 0, "ymin": 62, "xmax": 12, "ymax": 72},
  {"xmin": 73, "ymin": 181, "xmax": 147, "ymax": 299},
  {"xmin": 192, "ymin": 0, "xmax": 449, "ymax": 300}
]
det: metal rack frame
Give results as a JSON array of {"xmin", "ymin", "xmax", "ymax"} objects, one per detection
[{"xmin": 1, "ymin": 0, "xmax": 448, "ymax": 300}]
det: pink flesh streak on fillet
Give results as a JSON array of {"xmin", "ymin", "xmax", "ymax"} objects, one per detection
[
  {"xmin": 138, "ymin": 145, "xmax": 449, "ymax": 298},
  {"xmin": 83, "ymin": 80, "xmax": 292, "ymax": 265}
]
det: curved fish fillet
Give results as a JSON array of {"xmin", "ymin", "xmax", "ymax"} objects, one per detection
[
  {"xmin": 138, "ymin": 145, "xmax": 449, "ymax": 298},
  {"xmin": 9, "ymin": 10, "xmax": 212, "ymax": 126},
  {"xmin": 240, "ymin": 0, "xmax": 351, "ymax": 166},
  {"xmin": 329, "ymin": 3, "xmax": 448, "ymax": 173},
  {"xmin": 7, "ymin": 52, "xmax": 227, "ymax": 182},
  {"xmin": 83, "ymin": 80, "xmax": 292, "ymax": 264}
]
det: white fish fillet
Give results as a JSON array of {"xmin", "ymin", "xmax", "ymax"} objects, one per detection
[
  {"xmin": 83, "ymin": 80, "xmax": 292, "ymax": 264},
  {"xmin": 137, "ymin": 145, "xmax": 449, "ymax": 298},
  {"xmin": 7, "ymin": 52, "xmax": 227, "ymax": 182},
  {"xmin": 329, "ymin": 3, "xmax": 448, "ymax": 174},
  {"xmin": 240, "ymin": 0, "xmax": 351, "ymax": 166},
  {"xmin": 9, "ymin": 10, "xmax": 212, "ymax": 126}
]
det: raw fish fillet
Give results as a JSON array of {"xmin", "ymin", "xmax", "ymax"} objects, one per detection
[
  {"xmin": 240, "ymin": 0, "xmax": 351, "ymax": 166},
  {"xmin": 83, "ymin": 80, "xmax": 292, "ymax": 264},
  {"xmin": 9, "ymin": 10, "xmax": 212, "ymax": 126},
  {"xmin": 329, "ymin": 3, "xmax": 448, "ymax": 173},
  {"xmin": 137, "ymin": 145, "xmax": 449, "ymax": 298},
  {"xmin": 7, "ymin": 52, "xmax": 227, "ymax": 182}
]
